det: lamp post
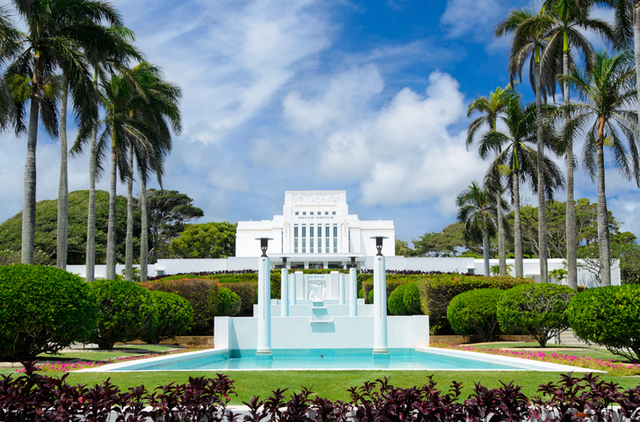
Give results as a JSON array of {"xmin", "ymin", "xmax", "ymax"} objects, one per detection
[
  {"xmin": 371, "ymin": 236, "xmax": 388, "ymax": 357},
  {"xmin": 349, "ymin": 256, "xmax": 358, "ymax": 316},
  {"xmin": 256, "ymin": 237, "xmax": 273, "ymax": 357},
  {"xmin": 281, "ymin": 257, "xmax": 289, "ymax": 317}
]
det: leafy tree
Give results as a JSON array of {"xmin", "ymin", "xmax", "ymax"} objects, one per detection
[
  {"xmin": 0, "ymin": 190, "xmax": 137, "ymax": 265},
  {"xmin": 496, "ymin": 6, "xmax": 557, "ymax": 283},
  {"xmin": 497, "ymin": 283, "xmax": 575, "ymax": 347},
  {"xmin": 394, "ymin": 240, "xmax": 418, "ymax": 257},
  {"xmin": 146, "ymin": 189, "xmax": 204, "ymax": 262},
  {"xmin": 166, "ymin": 222, "xmax": 236, "ymax": 259},
  {"xmin": 0, "ymin": 264, "xmax": 98, "ymax": 361},
  {"xmin": 578, "ymin": 231, "xmax": 637, "ymax": 284},
  {"xmin": 559, "ymin": 50, "xmax": 640, "ymax": 286},
  {"xmin": 412, "ymin": 223, "xmax": 466, "ymax": 257}
]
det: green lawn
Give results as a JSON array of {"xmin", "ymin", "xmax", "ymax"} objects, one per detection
[
  {"xmin": 2, "ymin": 344, "xmax": 638, "ymax": 405},
  {"xmin": 14, "ymin": 370, "xmax": 640, "ymax": 404}
]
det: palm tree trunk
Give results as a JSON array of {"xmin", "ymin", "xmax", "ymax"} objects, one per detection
[
  {"xmin": 140, "ymin": 177, "xmax": 148, "ymax": 282},
  {"xmin": 106, "ymin": 139, "xmax": 118, "ymax": 280},
  {"xmin": 85, "ymin": 118, "xmax": 98, "ymax": 282},
  {"xmin": 495, "ymin": 153, "xmax": 506, "ymax": 275},
  {"xmin": 483, "ymin": 230, "xmax": 490, "ymax": 276},
  {"xmin": 21, "ymin": 95, "xmax": 40, "ymax": 265},
  {"xmin": 534, "ymin": 59, "xmax": 549, "ymax": 283},
  {"xmin": 513, "ymin": 171, "xmax": 523, "ymax": 277},
  {"xmin": 125, "ymin": 146, "xmax": 134, "ymax": 281},
  {"xmin": 563, "ymin": 50, "xmax": 577, "ymax": 290},
  {"xmin": 596, "ymin": 132, "xmax": 611, "ymax": 286},
  {"xmin": 56, "ymin": 77, "xmax": 69, "ymax": 270}
]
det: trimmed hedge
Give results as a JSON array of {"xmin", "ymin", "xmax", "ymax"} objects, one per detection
[
  {"xmin": 388, "ymin": 282, "xmax": 422, "ymax": 315},
  {"xmin": 89, "ymin": 279, "xmax": 155, "ymax": 349},
  {"xmin": 223, "ymin": 282, "xmax": 257, "ymax": 316},
  {"xmin": 568, "ymin": 284, "xmax": 640, "ymax": 363},
  {"xmin": 418, "ymin": 274, "xmax": 533, "ymax": 334},
  {"xmin": 0, "ymin": 264, "xmax": 98, "ymax": 361},
  {"xmin": 143, "ymin": 291, "xmax": 194, "ymax": 344},
  {"xmin": 447, "ymin": 288, "xmax": 503, "ymax": 342},
  {"xmin": 141, "ymin": 278, "xmax": 219, "ymax": 336},
  {"xmin": 218, "ymin": 287, "xmax": 242, "ymax": 316},
  {"xmin": 497, "ymin": 283, "xmax": 575, "ymax": 348}
]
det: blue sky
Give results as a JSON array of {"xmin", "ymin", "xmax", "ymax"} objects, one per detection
[{"xmin": 1, "ymin": 0, "xmax": 639, "ymax": 245}]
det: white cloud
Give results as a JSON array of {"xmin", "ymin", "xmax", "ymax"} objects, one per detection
[{"xmin": 282, "ymin": 68, "xmax": 487, "ymax": 214}]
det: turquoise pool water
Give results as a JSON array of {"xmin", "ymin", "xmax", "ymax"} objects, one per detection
[{"xmin": 106, "ymin": 348, "xmax": 530, "ymax": 371}]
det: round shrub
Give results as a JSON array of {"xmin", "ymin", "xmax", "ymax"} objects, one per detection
[
  {"xmin": 388, "ymin": 282, "xmax": 422, "ymax": 315},
  {"xmin": 0, "ymin": 264, "xmax": 98, "ymax": 361},
  {"xmin": 217, "ymin": 287, "xmax": 241, "ymax": 316},
  {"xmin": 143, "ymin": 291, "xmax": 194, "ymax": 344},
  {"xmin": 142, "ymin": 278, "xmax": 220, "ymax": 335},
  {"xmin": 568, "ymin": 284, "xmax": 640, "ymax": 363},
  {"xmin": 497, "ymin": 283, "xmax": 575, "ymax": 347},
  {"xmin": 89, "ymin": 279, "xmax": 156, "ymax": 349},
  {"xmin": 368, "ymin": 289, "xmax": 374, "ymax": 304},
  {"xmin": 388, "ymin": 284, "xmax": 408, "ymax": 315},
  {"xmin": 447, "ymin": 288, "xmax": 503, "ymax": 342},
  {"xmin": 403, "ymin": 282, "xmax": 422, "ymax": 315}
]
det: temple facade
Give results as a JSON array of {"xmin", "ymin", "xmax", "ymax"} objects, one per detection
[{"xmin": 235, "ymin": 190, "xmax": 395, "ymax": 269}]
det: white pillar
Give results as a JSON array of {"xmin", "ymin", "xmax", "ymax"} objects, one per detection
[
  {"xmin": 292, "ymin": 272, "xmax": 301, "ymax": 305},
  {"xmin": 349, "ymin": 268, "xmax": 357, "ymax": 316},
  {"xmin": 280, "ymin": 267, "xmax": 289, "ymax": 316},
  {"xmin": 373, "ymin": 255, "xmax": 388, "ymax": 353},
  {"xmin": 257, "ymin": 256, "xmax": 272, "ymax": 355},
  {"xmin": 339, "ymin": 272, "xmax": 345, "ymax": 305}
]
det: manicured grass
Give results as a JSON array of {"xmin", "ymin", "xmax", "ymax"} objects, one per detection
[
  {"xmin": 35, "ymin": 345, "xmax": 180, "ymax": 362},
  {"xmin": 469, "ymin": 342, "xmax": 625, "ymax": 363},
  {"xmin": 23, "ymin": 370, "xmax": 640, "ymax": 404}
]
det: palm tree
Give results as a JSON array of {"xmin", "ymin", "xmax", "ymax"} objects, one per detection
[
  {"xmin": 2, "ymin": 0, "xmax": 125, "ymax": 264},
  {"xmin": 54, "ymin": 2, "xmax": 124, "ymax": 270},
  {"xmin": 480, "ymin": 94, "xmax": 565, "ymax": 277},
  {"xmin": 496, "ymin": 7, "xmax": 556, "ymax": 282},
  {"xmin": 123, "ymin": 62, "xmax": 181, "ymax": 281},
  {"xmin": 97, "ymin": 62, "xmax": 180, "ymax": 280},
  {"xmin": 71, "ymin": 26, "xmax": 140, "ymax": 281},
  {"xmin": 541, "ymin": 0, "xmax": 614, "ymax": 289},
  {"xmin": 559, "ymin": 50, "xmax": 639, "ymax": 286},
  {"xmin": 456, "ymin": 181, "xmax": 501, "ymax": 277},
  {"xmin": 467, "ymin": 85, "xmax": 516, "ymax": 276}
]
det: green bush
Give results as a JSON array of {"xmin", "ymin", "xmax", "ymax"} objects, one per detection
[
  {"xmin": 568, "ymin": 284, "xmax": 640, "ymax": 363},
  {"xmin": 143, "ymin": 291, "xmax": 194, "ymax": 344},
  {"xmin": 0, "ymin": 264, "xmax": 98, "ymax": 361},
  {"xmin": 142, "ymin": 278, "xmax": 220, "ymax": 335},
  {"xmin": 497, "ymin": 283, "xmax": 575, "ymax": 347},
  {"xmin": 224, "ymin": 282, "xmax": 257, "ymax": 316},
  {"xmin": 388, "ymin": 284, "xmax": 408, "ymax": 314},
  {"xmin": 418, "ymin": 274, "xmax": 533, "ymax": 334},
  {"xmin": 218, "ymin": 287, "xmax": 242, "ymax": 316},
  {"xmin": 368, "ymin": 289, "xmax": 374, "ymax": 304},
  {"xmin": 388, "ymin": 282, "xmax": 422, "ymax": 315},
  {"xmin": 447, "ymin": 289, "xmax": 503, "ymax": 342},
  {"xmin": 89, "ymin": 279, "xmax": 156, "ymax": 349}
]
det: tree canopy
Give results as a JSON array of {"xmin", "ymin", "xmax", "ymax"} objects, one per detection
[
  {"xmin": 0, "ymin": 190, "xmax": 136, "ymax": 265},
  {"xmin": 166, "ymin": 221, "xmax": 237, "ymax": 259}
]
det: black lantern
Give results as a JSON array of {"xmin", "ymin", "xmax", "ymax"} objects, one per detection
[
  {"xmin": 371, "ymin": 236, "xmax": 388, "ymax": 256},
  {"xmin": 350, "ymin": 256, "xmax": 356, "ymax": 269},
  {"xmin": 256, "ymin": 237, "xmax": 272, "ymax": 257},
  {"xmin": 282, "ymin": 256, "xmax": 288, "ymax": 268}
]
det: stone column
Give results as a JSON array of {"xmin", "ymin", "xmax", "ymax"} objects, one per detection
[
  {"xmin": 349, "ymin": 267, "xmax": 357, "ymax": 316},
  {"xmin": 373, "ymin": 255, "xmax": 388, "ymax": 354},
  {"xmin": 257, "ymin": 256, "xmax": 272, "ymax": 355},
  {"xmin": 339, "ymin": 272, "xmax": 345, "ymax": 305},
  {"xmin": 292, "ymin": 271, "xmax": 301, "ymax": 305},
  {"xmin": 281, "ymin": 266, "xmax": 289, "ymax": 317}
]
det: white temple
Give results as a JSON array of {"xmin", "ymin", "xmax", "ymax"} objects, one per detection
[{"xmin": 235, "ymin": 190, "xmax": 395, "ymax": 269}]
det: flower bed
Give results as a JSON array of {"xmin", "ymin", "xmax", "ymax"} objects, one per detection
[{"xmin": 432, "ymin": 342, "xmax": 640, "ymax": 376}]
